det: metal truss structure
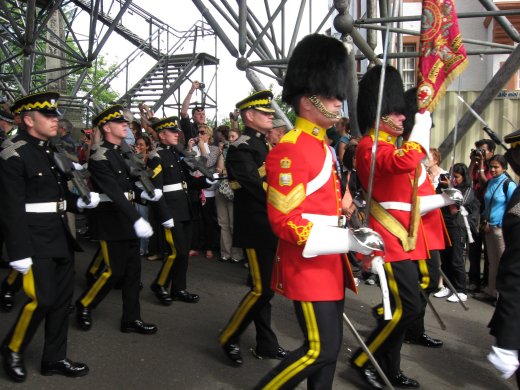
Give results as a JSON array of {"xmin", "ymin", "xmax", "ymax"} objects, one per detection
[{"xmin": 0, "ymin": 0, "xmax": 519, "ymax": 153}]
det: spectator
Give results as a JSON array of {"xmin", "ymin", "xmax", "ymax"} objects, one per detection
[
  {"xmin": 134, "ymin": 135, "xmax": 153, "ymax": 257},
  {"xmin": 266, "ymin": 118, "xmax": 287, "ymax": 146},
  {"xmin": 478, "ymin": 155, "xmax": 516, "ymax": 305},
  {"xmin": 427, "ymin": 148, "xmax": 448, "ymax": 190},
  {"xmin": 438, "ymin": 163, "xmax": 480, "ymax": 303},
  {"xmin": 0, "ymin": 106, "xmax": 14, "ymax": 142},
  {"xmin": 180, "ymin": 80, "xmax": 206, "ymax": 145},
  {"xmin": 468, "ymin": 138, "xmax": 496, "ymax": 292},
  {"xmin": 57, "ymin": 118, "xmax": 77, "ymax": 154},
  {"xmin": 335, "ymin": 117, "xmax": 351, "ymax": 169}
]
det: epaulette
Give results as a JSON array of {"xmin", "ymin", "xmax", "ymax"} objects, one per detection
[
  {"xmin": 148, "ymin": 149, "xmax": 160, "ymax": 160},
  {"xmin": 90, "ymin": 145, "xmax": 108, "ymax": 161},
  {"xmin": 279, "ymin": 128, "xmax": 302, "ymax": 144},
  {"xmin": 230, "ymin": 134, "xmax": 251, "ymax": 148},
  {"xmin": 0, "ymin": 140, "xmax": 27, "ymax": 160}
]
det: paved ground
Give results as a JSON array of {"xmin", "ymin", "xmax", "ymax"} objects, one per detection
[{"xmin": 0, "ymin": 237, "xmax": 516, "ymax": 389}]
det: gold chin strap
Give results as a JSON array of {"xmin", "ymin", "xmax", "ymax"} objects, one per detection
[
  {"xmin": 308, "ymin": 95, "xmax": 341, "ymax": 119},
  {"xmin": 381, "ymin": 115, "xmax": 404, "ymax": 133}
]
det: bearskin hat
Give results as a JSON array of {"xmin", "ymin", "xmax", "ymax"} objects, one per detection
[
  {"xmin": 402, "ymin": 87, "xmax": 418, "ymax": 139},
  {"xmin": 282, "ymin": 34, "xmax": 349, "ymax": 106},
  {"xmin": 357, "ymin": 65, "xmax": 406, "ymax": 135}
]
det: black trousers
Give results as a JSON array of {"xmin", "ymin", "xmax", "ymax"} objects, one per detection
[
  {"xmin": 352, "ymin": 260, "xmax": 422, "ymax": 377},
  {"xmin": 219, "ymin": 247, "xmax": 279, "ymax": 356},
  {"xmin": 200, "ymin": 197, "xmax": 220, "ymax": 252},
  {"xmin": 153, "ymin": 221, "xmax": 192, "ymax": 292},
  {"xmin": 1, "ymin": 268, "xmax": 23, "ymax": 293},
  {"xmin": 405, "ymin": 251, "xmax": 441, "ymax": 340},
  {"xmin": 85, "ymin": 245, "xmax": 104, "ymax": 280},
  {"xmin": 255, "ymin": 300, "xmax": 344, "ymax": 390},
  {"xmin": 77, "ymin": 239, "xmax": 141, "ymax": 323},
  {"xmin": 468, "ymin": 230, "xmax": 489, "ymax": 287},
  {"xmin": 441, "ymin": 226, "xmax": 467, "ymax": 293},
  {"xmin": 3, "ymin": 255, "xmax": 74, "ymax": 362}
]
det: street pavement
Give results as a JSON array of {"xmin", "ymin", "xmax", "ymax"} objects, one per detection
[{"xmin": 0, "ymin": 237, "xmax": 516, "ymax": 389}]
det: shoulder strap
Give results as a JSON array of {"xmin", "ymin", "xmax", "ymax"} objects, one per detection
[{"xmin": 503, "ymin": 179, "xmax": 512, "ymax": 203}]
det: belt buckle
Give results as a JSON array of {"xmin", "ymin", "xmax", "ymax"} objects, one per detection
[
  {"xmin": 56, "ymin": 200, "xmax": 66, "ymax": 215},
  {"xmin": 338, "ymin": 215, "xmax": 347, "ymax": 228},
  {"xmin": 127, "ymin": 191, "xmax": 135, "ymax": 201}
]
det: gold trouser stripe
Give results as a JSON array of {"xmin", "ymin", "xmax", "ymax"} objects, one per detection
[
  {"xmin": 262, "ymin": 302, "xmax": 320, "ymax": 389},
  {"xmin": 9, "ymin": 269, "xmax": 38, "ymax": 353},
  {"xmin": 6, "ymin": 269, "xmax": 19, "ymax": 285},
  {"xmin": 354, "ymin": 263, "xmax": 403, "ymax": 367},
  {"xmin": 157, "ymin": 228, "xmax": 177, "ymax": 286},
  {"xmin": 417, "ymin": 259, "xmax": 430, "ymax": 290},
  {"xmin": 80, "ymin": 240, "xmax": 112, "ymax": 307},
  {"xmin": 87, "ymin": 247, "xmax": 104, "ymax": 275},
  {"xmin": 219, "ymin": 248, "xmax": 262, "ymax": 346}
]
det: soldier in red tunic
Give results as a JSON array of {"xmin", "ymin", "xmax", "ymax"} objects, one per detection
[{"xmin": 254, "ymin": 34, "xmax": 381, "ymax": 390}]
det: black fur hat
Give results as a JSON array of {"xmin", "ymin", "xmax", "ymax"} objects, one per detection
[
  {"xmin": 357, "ymin": 65, "xmax": 406, "ymax": 135},
  {"xmin": 282, "ymin": 34, "xmax": 349, "ymax": 106},
  {"xmin": 402, "ymin": 87, "xmax": 418, "ymax": 139}
]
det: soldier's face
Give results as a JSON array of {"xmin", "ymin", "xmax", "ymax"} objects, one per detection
[
  {"xmin": 381, "ymin": 112, "xmax": 405, "ymax": 136},
  {"xmin": 104, "ymin": 121, "xmax": 128, "ymax": 141},
  {"xmin": 249, "ymin": 109, "xmax": 273, "ymax": 133},
  {"xmin": 160, "ymin": 129, "xmax": 180, "ymax": 146},
  {"xmin": 24, "ymin": 111, "xmax": 59, "ymax": 140}
]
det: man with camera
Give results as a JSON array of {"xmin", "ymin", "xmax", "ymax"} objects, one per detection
[
  {"xmin": 468, "ymin": 139, "xmax": 496, "ymax": 292},
  {"xmin": 180, "ymin": 80, "xmax": 206, "ymax": 145}
]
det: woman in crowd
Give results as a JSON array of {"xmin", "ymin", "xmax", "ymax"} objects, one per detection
[
  {"xmin": 215, "ymin": 126, "xmax": 243, "ymax": 263},
  {"xmin": 134, "ymin": 135, "xmax": 154, "ymax": 258},
  {"xmin": 438, "ymin": 163, "xmax": 480, "ymax": 303},
  {"xmin": 479, "ymin": 155, "xmax": 516, "ymax": 305},
  {"xmin": 427, "ymin": 148, "xmax": 448, "ymax": 190}
]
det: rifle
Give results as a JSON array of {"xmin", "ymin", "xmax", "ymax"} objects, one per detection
[
  {"xmin": 119, "ymin": 140, "xmax": 156, "ymax": 197},
  {"xmin": 50, "ymin": 138, "xmax": 91, "ymax": 205},
  {"xmin": 173, "ymin": 145, "xmax": 215, "ymax": 179}
]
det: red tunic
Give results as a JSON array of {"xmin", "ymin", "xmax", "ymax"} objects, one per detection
[
  {"xmin": 266, "ymin": 117, "xmax": 356, "ymax": 301},
  {"xmin": 356, "ymin": 129, "xmax": 428, "ymax": 262}
]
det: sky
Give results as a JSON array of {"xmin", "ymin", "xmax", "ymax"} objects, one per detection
[{"xmin": 86, "ymin": 0, "xmax": 333, "ymax": 122}]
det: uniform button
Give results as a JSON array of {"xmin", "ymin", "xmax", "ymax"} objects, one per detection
[
  {"xmin": 118, "ymin": 170, "xmax": 122, "ymax": 173},
  {"xmin": 38, "ymin": 172, "xmax": 43, "ymax": 176},
  {"xmin": 278, "ymin": 283, "xmax": 283, "ymax": 288}
]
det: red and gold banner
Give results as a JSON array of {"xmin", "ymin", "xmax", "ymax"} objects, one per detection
[{"xmin": 417, "ymin": 0, "xmax": 468, "ymax": 112}]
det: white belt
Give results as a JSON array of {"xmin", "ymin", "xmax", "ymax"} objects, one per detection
[
  {"xmin": 302, "ymin": 213, "xmax": 345, "ymax": 227},
  {"xmin": 379, "ymin": 201, "xmax": 412, "ymax": 212},
  {"xmin": 99, "ymin": 192, "xmax": 134, "ymax": 202},
  {"xmin": 25, "ymin": 201, "xmax": 67, "ymax": 213},
  {"xmin": 163, "ymin": 182, "xmax": 187, "ymax": 192}
]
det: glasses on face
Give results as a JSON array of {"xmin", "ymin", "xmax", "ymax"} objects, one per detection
[{"xmin": 198, "ymin": 131, "xmax": 206, "ymax": 135}]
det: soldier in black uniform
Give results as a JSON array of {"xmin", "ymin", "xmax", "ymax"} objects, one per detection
[
  {"xmin": 218, "ymin": 90, "xmax": 287, "ymax": 366},
  {"xmin": 146, "ymin": 117, "xmax": 210, "ymax": 304},
  {"xmin": 75, "ymin": 105, "xmax": 164, "ymax": 335},
  {"xmin": 0, "ymin": 92, "xmax": 99, "ymax": 382}
]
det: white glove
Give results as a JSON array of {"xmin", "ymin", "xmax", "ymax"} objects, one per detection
[
  {"xmin": 302, "ymin": 225, "xmax": 374, "ymax": 258},
  {"xmin": 487, "ymin": 346, "xmax": 519, "ymax": 379},
  {"xmin": 10, "ymin": 258, "xmax": 33, "ymax": 274},
  {"xmin": 72, "ymin": 162, "xmax": 84, "ymax": 171},
  {"xmin": 420, "ymin": 189, "xmax": 463, "ymax": 215},
  {"xmin": 133, "ymin": 217, "xmax": 153, "ymax": 238},
  {"xmin": 408, "ymin": 111, "xmax": 432, "ymax": 152},
  {"xmin": 206, "ymin": 178, "xmax": 218, "ymax": 186},
  {"xmin": 161, "ymin": 218, "xmax": 174, "ymax": 228},
  {"xmin": 141, "ymin": 189, "xmax": 163, "ymax": 202},
  {"xmin": 77, "ymin": 192, "xmax": 101, "ymax": 210}
]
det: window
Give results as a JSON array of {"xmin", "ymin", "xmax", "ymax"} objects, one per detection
[{"xmin": 402, "ymin": 44, "xmax": 417, "ymax": 91}]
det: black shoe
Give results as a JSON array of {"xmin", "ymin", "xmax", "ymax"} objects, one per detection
[
  {"xmin": 404, "ymin": 333, "xmax": 443, "ymax": 348},
  {"xmin": 222, "ymin": 343, "xmax": 243, "ymax": 366},
  {"xmin": 75, "ymin": 302, "xmax": 92, "ymax": 331},
  {"xmin": 172, "ymin": 289, "xmax": 199, "ymax": 303},
  {"xmin": 1, "ymin": 346, "xmax": 26, "ymax": 382},
  {"xmin": 121, "ymin": 320, "xmax": 158, "ymax": 335},
  {"xmin": 390, "ymin": 371, "xmax": 420, "ymax": 388},
  {"xmin": 41, "ymin": 358, "xmax": 89, "ymax": 377},
  {"xmin": 150, "ymin": 284, "xmax": 173, "ymax": 305},
  {"xmin": 0, "ymin": 290, "xmax": 14, "ymax": 312},
  {"xmin": 251, "ymin": 347, "xmax": 288, "ymax": 360},
  {"xmin": 353, "ymin": 364, "xmax": 384, "ymax": 389}
]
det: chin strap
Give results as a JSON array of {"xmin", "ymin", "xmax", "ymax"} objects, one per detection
[{"xmin": 308, "ymin": 95, "xmax": 341, "ymax": 119}]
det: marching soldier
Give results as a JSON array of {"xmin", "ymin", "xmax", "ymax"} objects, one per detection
[
  {"xmin": 218, "ymin": 90, "xmax": 287, "ymax": 366},
  {"xmin": 75, "ymin": 105, "xmax": 163, "ymax": 334},
  {"xmin": 0, "ymin": 92, "xmax": 99, "ymax": 382},
  {"xmin": 254, "ymin": 34, "xmax": 379, "ymax": 389},
  {"xmin": 147, "ymin": 116, "xmax": 210, "ymax": 304}
]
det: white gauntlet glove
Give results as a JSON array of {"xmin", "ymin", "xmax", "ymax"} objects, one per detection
[
  {"xmin": 133, "ymin": 217, "xmax": 153, "ymax": 238},
  {"xmin": 77, "ymin": 192, "xmax": 101, "ymax": 210},
  {"xmin": 161, "ymin": 218, "xmax": 174, "ymax": 228},
  {"xmin": 141, "ymin": 189, "xmax": 163, "ymax": 202},
  {"xmin": 487, "ymin": 346, "xmax": 519, "ymax": 379},
  {"xmin": 408, "ymin": 111, "xmax": 432, "ymax": 152},
  {"xmin": 10, "ymin": 258, "xmax": 33, "ymax": 274}
]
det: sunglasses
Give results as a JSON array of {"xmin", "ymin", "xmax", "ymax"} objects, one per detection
[{"xmin": 198, "ymin": 131, "xmax": 206, "ymax": 135}]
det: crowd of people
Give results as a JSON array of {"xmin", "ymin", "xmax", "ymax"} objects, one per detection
[{"xmin": 0, "ymin": 32, "xmax": 519, "ymax": 389}]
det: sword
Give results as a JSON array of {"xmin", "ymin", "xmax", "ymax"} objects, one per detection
[
  {"xmin": 457, "ymin": 95, "xmax": 508, "ymax": 151},
  {"xmin": 418, "ymin": 285, "xmax": 447, "ymax": 330},
  {"xmin": 439, "ymin": 268, "xmax": 469, "ymax": 311}
]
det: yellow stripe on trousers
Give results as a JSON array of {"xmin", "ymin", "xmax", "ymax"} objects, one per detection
[
  {"xmin": 80, "ymin": 240, "xmax": 112, "ymax": 307},
  {"xmin": 9, "ymin": 269, "xmax": 38, "ymax": 353},
  {"xmin": 157, "ymin": 228, "xmax": 177, "ymax": 286},
  {"xmin": 262, "ymin": 302, "xmax": 320, "ymax": 390},
  {"xmin": 87, "ymin": 246, "xmax": 104, "ymax": 276},
  {"xmin": 6, "ymin": 269, "xmax": 19, "ymax": 285},
  {"xmin": 418, "ymin": 259, "xmax": 430, "ymax": 290},
  {"xmin": 354, "ymin": 262, "xmax": 403, "ymax": 368},
  {"xmin": 219, "ymin": 248, "xmax": 262, "ymax": 346}
]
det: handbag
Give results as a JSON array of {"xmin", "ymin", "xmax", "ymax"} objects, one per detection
[{"xmin": 218, "ymin": 178, "xmax": 234, "ymax": 201}]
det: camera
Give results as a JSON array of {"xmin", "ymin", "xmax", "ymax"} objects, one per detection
[
  {"xmin": 470, "ymin": 148, "xmax": 485, "ymax": 159},
  {"xmin": 199, "ymin": 82, "xmax": 205, "ymax": 90},
  {"xmin": 439, "ymin": 173, "xmax": 450, "ymax": 181}
]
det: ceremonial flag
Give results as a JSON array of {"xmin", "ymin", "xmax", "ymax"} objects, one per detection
[{"xmin": 417, "ymin": 0, "xmax": 468, "ymax": 112}]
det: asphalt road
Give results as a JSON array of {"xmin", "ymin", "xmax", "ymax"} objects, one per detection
[{"xmin": 0, "ymin": 237, "xmax": 516, "ymax": 389}]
